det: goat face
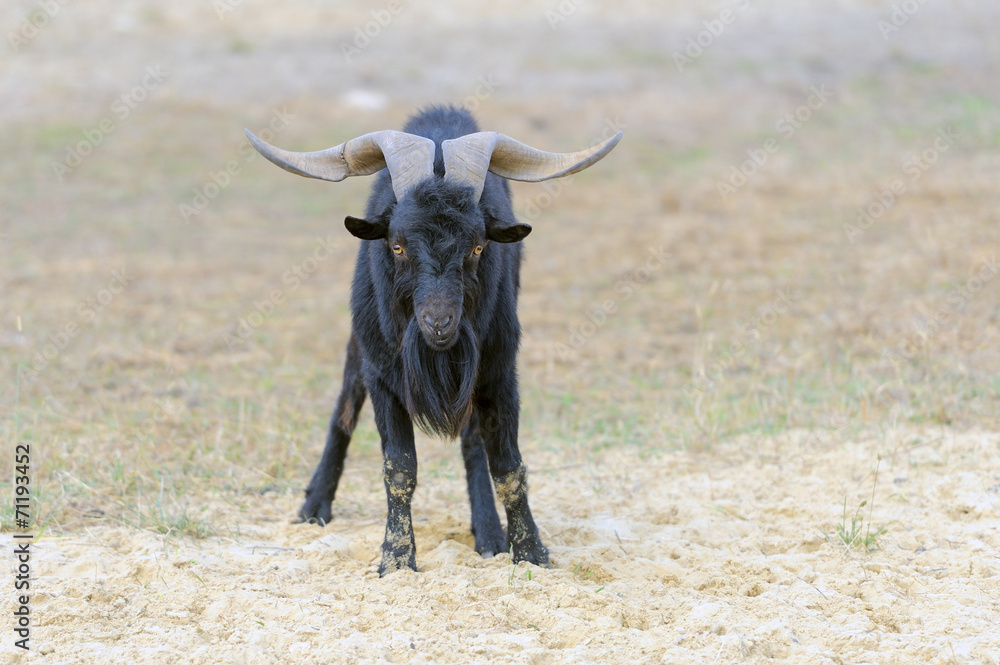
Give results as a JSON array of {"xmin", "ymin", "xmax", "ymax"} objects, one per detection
[
  {"xmin": 344, "ymin": 178, "xmax": 530, "ymax": 438},
  {"xmin": 246, "ymin": 124, "xmax": 621, "ymax": 351},
  {"xmin": 345, "ymin": 178, "xmax": 530, "ymax": 352},
  {"xmin": 388, "ymin": 179, "xmax": 485, "ymax": 352}
]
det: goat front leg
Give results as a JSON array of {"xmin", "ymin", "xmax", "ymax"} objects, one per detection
[
  {"xmin": 479, "ymin": 384, "xmax": 549, "ymax": 567},
  {"xmin": 367, "ymin": 374, "xmax": 418, "ymax": 575}
]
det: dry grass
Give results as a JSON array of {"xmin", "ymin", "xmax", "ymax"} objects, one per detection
[{"xmin": 2, "ymin": 0, "xmax": 999, "ymax": 541}]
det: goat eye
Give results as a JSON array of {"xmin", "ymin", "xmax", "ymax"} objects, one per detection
[
  {"xmin": 392, "ymin": 244, "xmax": 403, "ymax": 256},
  {"xmin": 473, "ymin": 245, "xmax": 483, "ymax": 256}
]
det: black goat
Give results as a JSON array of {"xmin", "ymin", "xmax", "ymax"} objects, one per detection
[{"xmin": 247, "ymin": 106, "xmax": 621, "ymax": 574}]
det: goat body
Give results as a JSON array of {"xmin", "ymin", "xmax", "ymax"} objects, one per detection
[{"xmin": 248, "ymin": 106, "xmax": 621, "ymax": 574}]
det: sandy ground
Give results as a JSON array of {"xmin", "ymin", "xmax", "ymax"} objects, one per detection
[
  {"xmin": 3, "ymin": 427, "xmax": 999, "ymax": 664},
  {"xmin": 4, "ymin": 0, "xmax": 1000, "ymax": 663}
]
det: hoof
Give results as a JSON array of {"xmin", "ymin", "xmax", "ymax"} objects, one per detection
[
  {"xmin": 512, "ymin": 540, "xmax": 550, "ymax": 568},
  {"xmin": 298, "ymin": 489, "xmax": 333, "ymax": 526},
  {"xmin": 474, "ymin": 526, "xmax": 509, "ymax": 559},
  {"xmin": 379, "ymin": 550, "xmax": 417, "ymax": 576}
]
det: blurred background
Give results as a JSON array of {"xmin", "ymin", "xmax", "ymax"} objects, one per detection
[{"xmin": 2, "ymin": 0, "xmax": 999, "ymax": 531}]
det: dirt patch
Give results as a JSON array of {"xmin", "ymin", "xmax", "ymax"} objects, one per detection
[{"xmin": 3, "ymin": 428, "xmax": 999, "ymax": 663}]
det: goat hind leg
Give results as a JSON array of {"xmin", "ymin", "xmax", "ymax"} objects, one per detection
[
  {"xmin": 300, "ymin": 335, "xmax": 367, "ymax": 525},
  {"xmin": 460, "ymin": 412, "xmax": 507, "ymax": 558}
]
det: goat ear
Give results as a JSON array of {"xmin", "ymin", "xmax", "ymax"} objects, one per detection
[
  {"xmin": 345, "ymin": 216, "xmax": 388, "ymax": 240},
  {"xmin": 485, "ymin": 215, "xmax": 532, "ymax": 243}
]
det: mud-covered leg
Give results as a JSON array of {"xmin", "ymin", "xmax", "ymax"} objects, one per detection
[
  {"xmin": 479, "ymin": 384, "xmax": 549, "ymax": 566},
  {"xmin": 367, "ymin": 373, "xmax": 418, "ymax": 575},
  {"xmin": 300, "ymin": 335, "xmax": 367, "ymax": 524},
  {"xmin": 493, "ymin": 464, "xmax": 547, "ymax": 565},
  {"xmin": 460, "ymin": 412, "xmax": 507, "ymax": 558}
]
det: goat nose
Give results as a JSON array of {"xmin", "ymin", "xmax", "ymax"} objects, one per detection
[{"xmin": 423, "ymin": 313, "xmax": 452, "ymax": 332}]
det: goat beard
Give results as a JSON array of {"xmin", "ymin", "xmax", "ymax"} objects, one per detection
[{"xmin": 401, "ymin": 317, "xmax": 479, "ymax": 439}]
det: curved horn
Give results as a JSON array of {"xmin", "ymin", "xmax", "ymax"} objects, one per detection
[
  {"xmin": 244, "ymin": 129, "xmax": 436, "ymax": 201},
  {"xmin": 442, "ymin": 130, "xmax": 623, "ymax": 201}
]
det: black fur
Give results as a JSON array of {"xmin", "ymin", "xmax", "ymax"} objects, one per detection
[
  {"xmin": 401, "ymin": 317, "xmax": 479, "ymax": 438},
  {"xmin": 298, "ymin": 107, "xmax": 546, "ymax": 574}
]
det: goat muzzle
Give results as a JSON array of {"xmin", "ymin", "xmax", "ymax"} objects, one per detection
[{"xmin": 416, "ymin": 302, "xmax": 461, "ymax": 350}]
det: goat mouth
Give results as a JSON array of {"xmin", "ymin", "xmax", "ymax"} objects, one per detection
[
  {"xmin": 417, "ymin": 323, "xmax": 459, "ymax": 350},
  {"xmin": 424, "ymin": 331, "xmax": 458, "ymax": 350}
]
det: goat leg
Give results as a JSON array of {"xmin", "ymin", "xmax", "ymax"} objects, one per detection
[
  {"xmin": 493, "ymin": 464, "xmax": 548, "ymax": 566},
  {"xmin": 300, "ymin": 335, "xmax": 367, "ymax": 524},
  {"xmin": 479, "ymin": 388, "xmax": 549, "ymax": 567},
  {"xmin": 460, "ymin": 412, "xmax": 507, "ymax": 558},
  {"xmin": 369, "ymin": 375, "xmax": 419, "ymax": 575}
]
